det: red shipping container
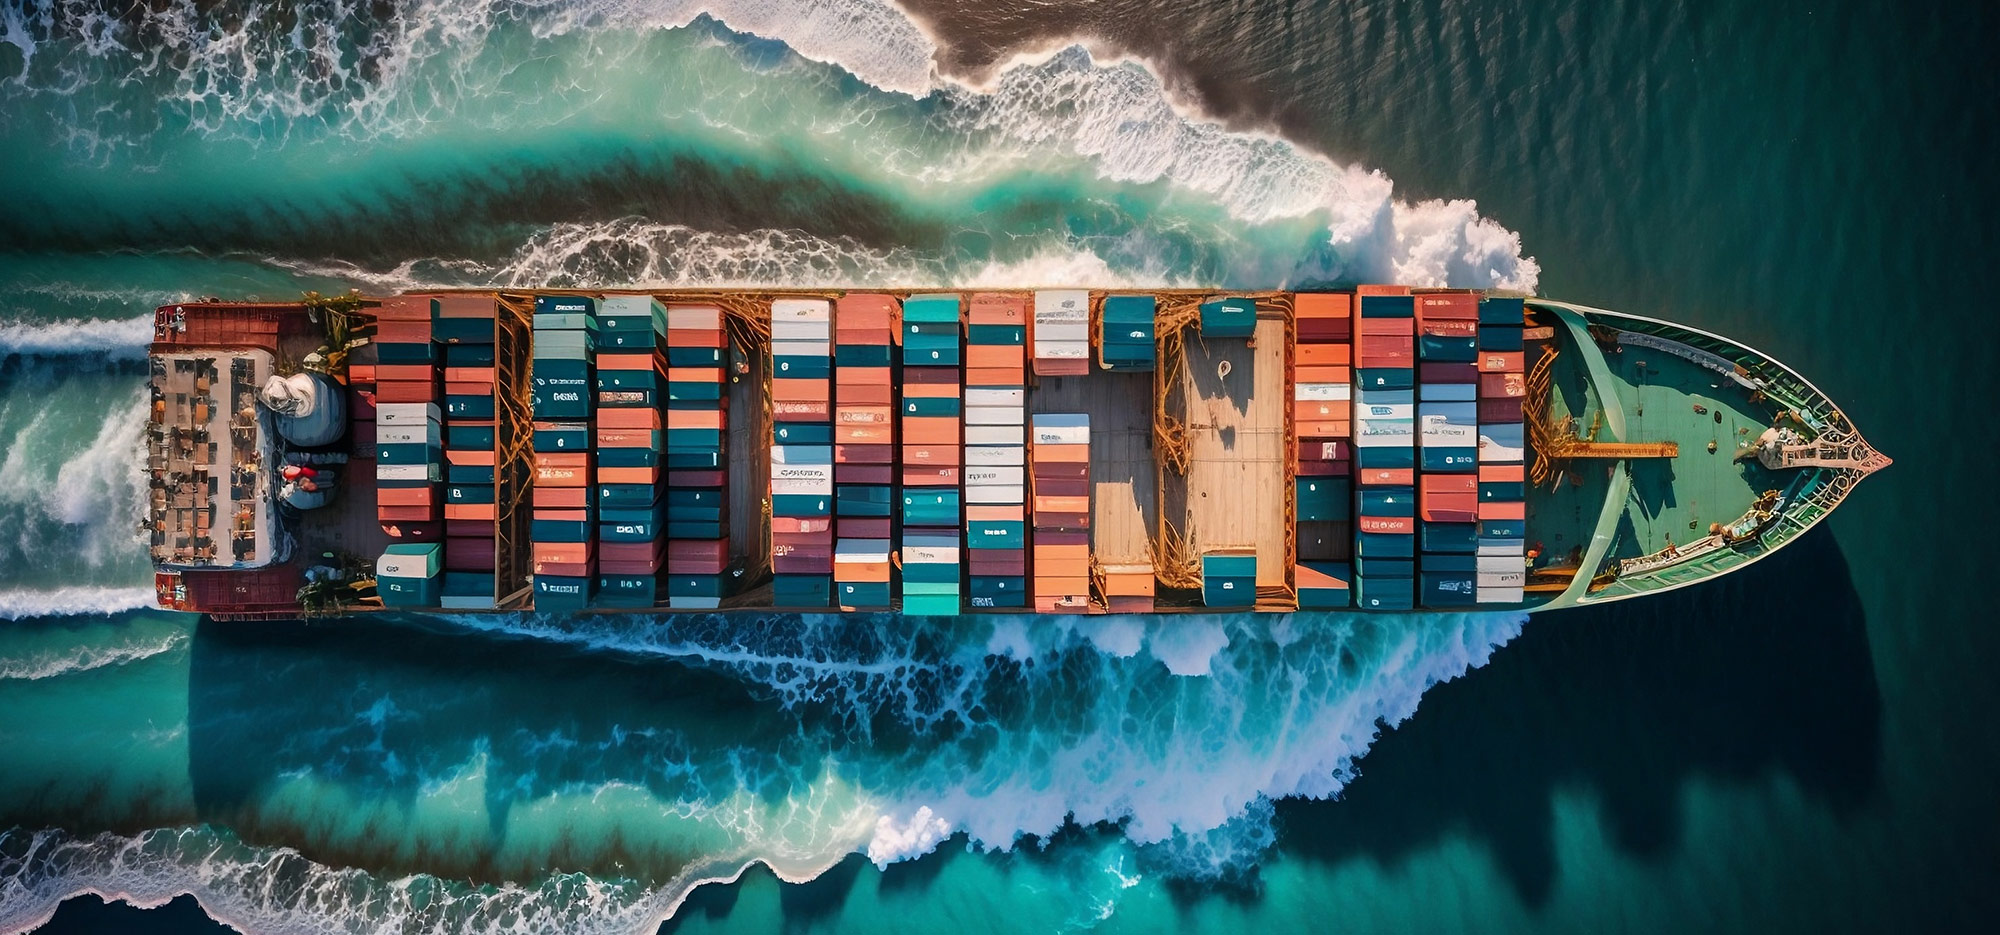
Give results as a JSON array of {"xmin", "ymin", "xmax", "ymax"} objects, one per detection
[
  {"xmin": 970, "ymin": 556, "xmax": 1028, "ymax": 576},
  {"xmin": 1480, "ymin": 372, "xmax": 1527, "ymax": 398},
  {"xmin": 1359, "ymin": 318, "xmax": 1416, "ymax": 336},
  {"xmin": 599, "ymin": 408, "xmax": 662, "ymax": 430},
  {"xmin": 375, "ymin": 380, "xmax": 438, "ymax": 403},
  {"xmin": 836, "ymin": 466, "xmax": 895, "ymax": 488},
  {"xmin": 1358, "ymin": 467, "xmax": 1415, "ymax": 486},
  {"xmin": 1479, "ymin": 500, "xmax": 1527, "ymax": 521},
  {"xmin": 1300, "ymin": 439, "xmax": 1352, "ymax": 461},
  {"xmin": 772, "ymin": 516, "xmax": 834, "ymax": 535},
  {"xmin": 1417, "ymin": 294, "xmax": 1479, "ymax": 319},
  {"xmin": 1422, "ymin": 362, "xmax": 1481, "ymax": 384},
  {"xmin": 374, "ymin": 296, "xmax": 432, "ymax": 321},
  {"xmin": 535, "ymin": 486, "xmax": 591, "ymax": 508},
  {"xmin": 1419, "ymin": 318, "xmax": 1478, "ymax": 337},
  {"xmin": 838, "ymin": 385, "xmax": 895, "ymax": 405},
  {"xmin": 1296, "ymin": 343, "xmax": 1351, "ymax": 367},
  {"xmin": 1421, "ymin": 475, "xmax": 1477, "ymax": 494},
  {"xmin": 667, "ymin": 470, "xmax": 725, "ymax": 488},
  {"xmin": 1357, "ymin": 516, "xmax": 1414, "ymax": 534},
  {"xmin": 666, "ymin": 329, "xmax": 726, "ymax": 349},
  {"xmin": 1297, "ymin": 320, "xmax": 1352, "ymax": 342},
  {"xmin": 1479, "ymin": 464, "xmax": 1526, "ymax": 482},
  {"xmin": 1478, "ymin": 398, "xmax": 1525, "ymax": 423},
  {"xmin": 902, "ymin": 466, "xmax": 960, "ymax": 487},
  {"xmin": 838, "ymin": 518, "xmax": 892, "ymax": 539},
  {"xmin": 599, "ymin": 559, "xmax": 662, "ymax": 575},
  {"xmin": 1478, "ymin": 351, "xmax": 1526, "ymax": 373},
  {"xmin": 445, "ymin": 537, "xmax": 496, "ymax": 572},
  {"xmin": 836, "ymin": 444, "xmax": 894, "ymax": 464},
  {"xmin": 378, "ymin": 505, "xmax": 441, "ymax": 523}
]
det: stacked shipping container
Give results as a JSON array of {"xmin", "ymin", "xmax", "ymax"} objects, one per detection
[
  {"xmin": 1414, "ymin": 293, "xmax": 1481, "ymax": 608},
  {"xmin": 593, "ymin": 296, "xmax": 669, "ymax": 608},
  {"xmin": 373, "ymin": 295, "xmax": 443, "ymax": 605},
  {"xmin": 1097, "ymin": 294, "xmax": 1156, "ymax": 372},
  {"xmin": 1353, "ymin": 288, "xmax": 1417, "ymax": 611},
  {"xmin": 1477, "ymin": 297, "xmax": 1529, "ymax": 604},
  {"xmin": 1032, "ymin": 290, "xmax": 1089, "ymax": 376},
  {"xmin": 436, "ymin": 295, "xmax": 502, "ymax": 608},
  {"xmin": 664, "ymin": 305, "xmax": 732, "ymax": 608},
  {"xmin": 1292, "ymin": 292, "xmax": 1354, "ymax": 609},
  {"xmin": 832, "ymin": 295, "xmax": 898, "ymax": 610},
  {"xmin": 529, "ymin": 295, "xmax": 596, "ymax": 611},
  {"xmin": 900, "ymin": 294, "xmax": 964, "ymax": 615},
  {"xmin": 964, "ymin": 293, "xmax": 1030, "ymax": 609},
  {"xmin": 769, "ymin": 299, "xmax": 836, "ymax": 607},
  {"xmin": 1029, "ymin": 412, "xmax": 1090, "ymax": 613}
]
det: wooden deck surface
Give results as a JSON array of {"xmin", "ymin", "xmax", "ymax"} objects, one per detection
[
  {"xmin": 1174, "ymin": 317, "xmax": 1288, "ymax": 587},
  {"xmin": 1029, "ymin": 369, "xmax": 1159, "ymax": 565}
]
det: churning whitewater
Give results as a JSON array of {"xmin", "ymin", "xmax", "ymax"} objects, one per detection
[{"xmin": 0, "ymin": 0, "xmax": 1545, "ymax": 931}]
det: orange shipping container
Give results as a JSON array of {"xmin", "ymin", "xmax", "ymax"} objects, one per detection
[
  {"xmin": 666, "ymin": 329, "xmax": 726, "ymax": 349},
  {"xmin": 1478, "ymin": 351, "xmax": 1526, "ymax": 373},
  {"xmin": 1030, "ymin": 444, "xmax": 1090, "ymax": 463},
  {"xmin": 1479, "ymin": 464, "xmax": 1526, "ymax": 482},
  {"xmin": 837, "ymin": 423, "xmax": 894, "ymax": 444},
  {"xmin": 666, "ymin": 408, "xmax": 724, "ymax": 430},
  {"xmin": 600, "ymin": 466, "xmax": 661, "ymax": 485},
  {"xmin": 1295, "ymin": 343, "xmax": 1352, "ymax": 367},
  {"xmin": 772, "ymin": 378, "xmax": 831, "ymax": 400},
  {"xmin": 1295, "ymin": 366, "xmax": 1352, "ymax": 384},
  {"xmin": 968, "ymin": 293, "xmax": 1028, "ymax": 324},
  {"xmin": 902, "ymin": 381, "xmax": 961, "ymax": 399},
  {"xmin": 901, "ymin": 444, "xmax": 961, "ymax": 466},
  {"xmin": 838, "ymin": 384, "xmax": 894, "ymax": 405},
  {"xmin": 901, "ymin": 466, "xmax": 960, "ymax": 487},
  {"xmin": 1037, "ymin": 544, "xmax": 1089, "ymax": 563},
  {"xmin": 374, "ymin": 296, "xmax": 432, "ymax": 321},
  {"xmin": 1293, "ymin": 400, "xmax": 1347, "ymax": 421},
  {"xmin": 1101, "ymin": 574, "xmax": 1156, "ymax": 597},
  {"xmin": 534, "ymin": 486, "xmax": 590, "ymax": 508},
  {"xmin": 377, "ymin": 364, "xmax": 435, "ymax": 382},
  {"xmin": 835, "ymin": 294, "xmax": 898, "ymax": 330},
  {"xmin": 967, "ymin": 344, "xmax": 1025, "ymax": 368},
  {"xmin": 666, "ymin": 367, "xmax": 723, "ymax": 384},
  {"xmin": 1478, "ymin": 500, "xmax": 1527, "ymax": 521},
  {"xmin": 1294, "ymin": 292, "xmax": 1353, "ymax": 319},
  {"xmin": 1359, "ymin": 468, "xmax": 1415, "ymax": 486},
  {"xmin": 375, "ymin": 381, "xmax": 437, "ymax": 403},
  {"xmin": 444, "ymin": 503, "xmax": 497, "ymax": 521},
  {"xmin": 1296, "ymin": 420, "xmax": 1351, "ymax": 438},
  {"xmin": 838, "ymin": 367, "xmax": 892, "ymax": 386},
  {"xmin": 903, "ymin": 420, "xmax": 960, "ymax": 446},
  {"xmin": 1033, "ymin": 495, "xmax": 1090, "ymax": 515},
  {"xmin": 444, "ymin": 367, "xmax": 497, "ymax": 384},
  {"xmin": 599, "ymin": 408, "xmax": 663, "ymax": 430},
  {"xmin": 966, "ymin": 367, "xmax": 1028, "ymax": 386},
  {"xmin": 379, "ymin": 487, "xmax": 437, "ymax": 507}
]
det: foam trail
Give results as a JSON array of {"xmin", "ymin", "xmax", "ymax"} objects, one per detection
[
  {"xmin": 0, "ymin": 587, "xmax": 156, "ymax": 623},
  {"xmin": 0, "ymin": 315, "xmax": 153, "ymax": 362},
  {"xmin": 0, "ymin": 624, "xmax": 183, "ymax": 676}
]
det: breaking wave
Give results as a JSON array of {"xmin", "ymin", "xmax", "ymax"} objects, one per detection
[
  {"xmin": 0, "ymin": 315, "xmax": 152, "ymax": 362},
  {"xmin": 0, "ymin": 622, "xmax": 182, "ymax": 675},
  {"xmin": 0, "ymin": 587, "xmax": 156, "ymax": 624}
]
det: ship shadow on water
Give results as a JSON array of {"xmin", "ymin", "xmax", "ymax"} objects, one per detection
[{"xmin": 1268, "ymin": 525, "xmax": 1882, "ymax": 908}]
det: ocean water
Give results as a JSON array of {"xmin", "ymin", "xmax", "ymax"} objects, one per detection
[{"xmin": 0, "ymin": 0, "xmax": 1994, "ymax": 933}]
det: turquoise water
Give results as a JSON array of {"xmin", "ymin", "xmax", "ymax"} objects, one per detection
[{"xmin": 1, "ymin": 0, "xmax": 1995, "ymax": 932}]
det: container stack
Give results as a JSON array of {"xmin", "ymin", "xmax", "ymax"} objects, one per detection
[
  {"xmin": 1415, "ymin": 293, "xmax": 1481, "ymax": 608},
  {"xmin": 1029, "ymin": 413, "xmax": 1090, "ymax": 613},
  {"xmin": 592, "ymin": 296, "xmax": 669, "ymax": 609},
  {"xmin": 530, "ymin": 295, "xmax": 597, "ymax": 611},
  {"xmin": 1292, "ymin": 292, "xmax": 1354, "ymax": 609},
  {"xmin": 1352, "ymin": 288, "xmax": 1417, "ymax": 611},
  {"xmin": 1476, "ymin": 296, "xmax": 1529, "ymax": 604},
  {"xmin": 663, "ymin": 304, "xmax": 732, "ymax": 609},
  {"xmin": 964, "ymin": 293, "xmax": 1029, "ymax": 610},
  {"xmin": 832, "ymin": 294, "xmax": 898, "ymax": 610},
  {"xmin": 768, "ymin": 299, "xmax": 836, "ymax": 608},
  {"xmin": 372, "ymin": 296, "xmax": 442, "ymax": 552},
  {"xmin": 436, "ymin": 295, "xmax": 501, "ymax": 608},
  {"xmin": 1097, "ymin": 294, "xmax": 1156, "ymax": 372},
  {"xmin": 376, "ymin": 543, "xmax": 442, "ymax": 607},
  {"xmin": 1198, "ymin": 296, "xmax": 1258, "ymax": 340},
  {"xmin": 1031, "ymin": 290, "xmax": 1090, "ymax": 377},
  {"xmin": 1202, "ymin": 549, "xmax": 1257, "ymax": 609},
  {"xmin": 899, "ymin": 293, "xmax": 963, "ymax": 615}
]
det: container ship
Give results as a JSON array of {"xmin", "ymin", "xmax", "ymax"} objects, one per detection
[{"xmin": 144, "ymin": 288, "xmax": 1888, "ymax": 619}]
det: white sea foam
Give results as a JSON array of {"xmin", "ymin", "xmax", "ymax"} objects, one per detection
[
  {"xmin": 0, "ymin": 626, "xmax": 184, "ymax": 677},
  {"xmin": 864, "ymin": 805, "xmax": 952, "ymax": 867},
  {"xmin": 0, "ymin": 315, "xmax": 153, "ymax": 361}
]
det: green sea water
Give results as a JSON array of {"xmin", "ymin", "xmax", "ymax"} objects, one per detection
[{"xmin": 1, "ymin": 0, "xmax": 1994, "ymax": 932}]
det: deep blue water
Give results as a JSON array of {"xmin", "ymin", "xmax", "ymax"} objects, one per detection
[{"xmin": 2, "ymin": 1, "xmax": 1995, "ymax": 932}]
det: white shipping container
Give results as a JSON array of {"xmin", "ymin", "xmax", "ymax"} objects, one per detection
[
  {"xmin": 1033, "ymin": 341, "xmax": 1090, "ymax": 359},
  {"xmin": 1030, "ymin": 426, "xmax": 1090, "ymax": 446},
  {"xmin": 1476, "ymin": 586, "xmax": 1526, "ymax": 604},
  {"xmin": 1476, "ymin": 555, "xmax": 1523, "ymax": 575},
  {"xmin": 835, "ymin": 540, "xmax": 893, "ymax": 562},
  {"xmin": 903, "ymin": 544, "xmax": 961, "ymax": 564},
  {"xmin": 1480, "ymin": 423, "xmax": 1526, "ymax": 462},
  {"xmin": 966, "ymin": 406, "xmax": 1025, "ymax": 426},
  {"xmin": 376, "ymin": 421, "xmax": 441, "ymax": 445},
  {"xmin": 1356, "ymin": 388, "xmax": 1415, "ymax": 406},
  {"xmin": 770, "ymin": 463, "xmax": 834, "ymax": 485},
  {"xmin": 1420, "ymin": 417, "xmax": 1479, "ymax": 447},
  {"xmin": 1477, "ymin": 571, "xmax": 1527, "ymax": 588},
  {"xmin": 965, "ymin": 387, "xmax": 1026, "ymax": 407},
  {"xmin": 770, "ymin": 477, "xmax": 835, "ymax": 497},
  {"xmin": 903, "ymin": 534, "xmax": 958, "ymax": 551},
  {"xmin": 376, "ymin": 463, "xmax": 440, "ymax": 482},
  {"xmin": 965, "ymin": 445, "xmax": 1026, "ymax": 466},
  {"xmin": 1035, "ymin": 321, "xmax": 1089, "ymax": 342},
  {"xmin": 769, "ymin": 445, "xmax": 833, "ymax": 464},
  {"xmin": 598, "ymin": 295, "xmax": 661, "ymax": 317},
  {"xmin": 965, "ymin": 425, "xmax": 1025, "ymax": 446},
  {"xmin": 1352, "ymin": 419, "xmax": 1414, "ymax": 447},
  {"xmin": 666, "ymin": 305, "xmax": 721, "ymax": 329},
  {"xmin": 376, "ymin": 554, "xmax": 433, "ymax": 579},
  {"xmin": 771, "ymin": 341, "xmax": 832, "ymax": 359},
  {"xmin": 965, "ymin": 484, "xmax": 1027, "ymax": 504},
  {"xmin": 1477, "ymin": 537, "xmax": 1527, "ymax": 556},
  {"xmin": 964, "ymin": 466, "xmax": 1025, "ymax": 486},
  {"xmin": 771, "ymin": 320, "xmax": 832, "ymax": 341},
  {"xmin": 376, "ymin": 402, "xmax": 442, "ymax": 426},
  {"xmin": 1033, "ymin": 290, "xmax": 1090, "ymax": 322},
  {"xmin": 1356, "ymin": 402, "xmax": 1414, "ymax": 420},
  {"xmin": 1295, "ymin": 382, "xmax": 1352, "ymax": 402},
  {"xmin": 771, "ymin": 298, "xmax": 833, "ymax": 322}
]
